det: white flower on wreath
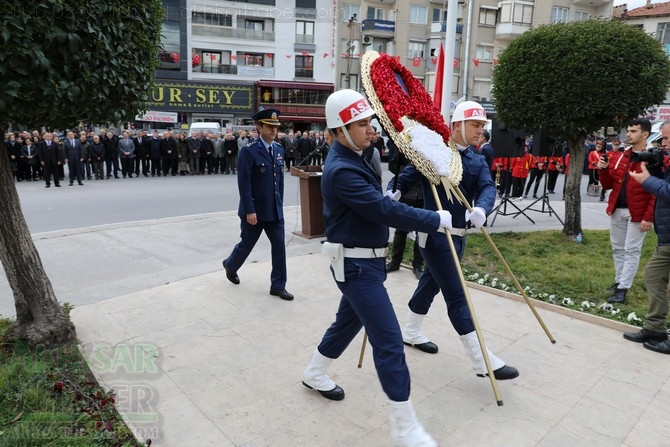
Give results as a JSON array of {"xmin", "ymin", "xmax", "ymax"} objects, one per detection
[
  {"xmin": 581, "ymin": 300, "xmax": 594, "ymax": 309},
  {"xmin": 599, "ymin": 303, "xmax": 614, "ymax": 312},
  {"xmin": 562, "ymin": 298, "xmax": 574, "ymax": 306}
]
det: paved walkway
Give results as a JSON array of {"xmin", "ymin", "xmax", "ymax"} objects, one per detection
[{"xmin": 67, "ymin": 198, "xmax": 670, "ymax": 447}]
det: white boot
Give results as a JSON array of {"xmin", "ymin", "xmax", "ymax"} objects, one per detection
[
  {"xmin": 402, "ymin": 310, "xmax": 438, "ymax": 353},
  {"xmin": 388, "ymin": 399, "xmax": 438, "ymax": 447},
  {"xmin": 459, "ymin": 331, "xmax": 518, "ymax": 380},
  {"xmin": 301, "ymin": 348, "xmax": 345, "ymax": 400}
]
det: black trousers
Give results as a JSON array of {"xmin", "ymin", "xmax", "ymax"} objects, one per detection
[
  {"xmin": 524, "ymin": 169, "xmax": 545, "ymax": 196},
  {"xmin": 105, "ymin": 157, "xmax": 119, "ymax": 177},
  {"xmin": 547, "ymin": 170, "xmax": 560, "ymax": 192}
]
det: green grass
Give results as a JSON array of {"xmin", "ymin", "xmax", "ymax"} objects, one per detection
[
  {"xmin": 0, "ymin": 318, "xmax": 146, "ymax": 447},
  {"xmin": 393, "ymin": 230, "xmax": 661, "ymax": 327}
]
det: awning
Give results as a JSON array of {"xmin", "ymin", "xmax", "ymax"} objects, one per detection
[
  {"xmin": 280, "ymin": 115, "xmax": 325, "ymax": 122},
  {"xmin": 259, "ymin": 80, "xmax": 334, "ymax": 91}
]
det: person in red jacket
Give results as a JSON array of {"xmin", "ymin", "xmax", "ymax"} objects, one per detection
[
  {"xmin": 510, "ymin": 146, "xmax": 532, "ymax": 199},
  {"xmin": 597, "ymin": 118, "xmax": 656, "ymax": 304}
]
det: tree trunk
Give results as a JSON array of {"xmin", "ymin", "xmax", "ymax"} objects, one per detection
[
  {"xmin": 0, "ymin": 132, "xmax": 75, "ymax": 347},
  {"xmin": 563, "ymin": 135, "xmax": 586, "ymax": 238}
]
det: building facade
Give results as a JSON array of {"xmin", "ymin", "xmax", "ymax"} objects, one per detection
[
  {"xmin": 145, "ymin": 0, "xmax": 618, "ymax": 133},
  {"xmin": 143, "ymin": 0, "xmax": 336, "ymax": 133}
]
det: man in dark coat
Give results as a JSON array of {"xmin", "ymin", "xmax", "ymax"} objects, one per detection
[
  {"xmin": 37, "ymin": 132, "xmax": 64, "ymax": 187},
  {"xmin": 63, "ymin": 130, "xmax": 85, "ymax": 185}
]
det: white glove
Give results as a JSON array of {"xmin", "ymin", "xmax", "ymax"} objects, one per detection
[
  {"xmin": 465, "ymin": 207, "xmax": 487, "ymax": 228},
  {"xmin": 437, "ymin": 210, "xmax": 453, "ymax": 230},
  {"xmin": 384, "ymin": 189, "xmax": 401, "ymax": 201}
]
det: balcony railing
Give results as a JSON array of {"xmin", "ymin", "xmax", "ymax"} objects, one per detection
[
  {"xmin": 192, "ymin": 24, "xmax": 275, "ymax": 41},
  {"xmin": 295, "ymin": 33, "xmax": 314, "ymax": 44}
]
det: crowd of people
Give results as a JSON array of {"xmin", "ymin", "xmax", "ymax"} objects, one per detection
[{"xmin": 4, "ymin": 127, "xmax": 343, "ymax": 187}]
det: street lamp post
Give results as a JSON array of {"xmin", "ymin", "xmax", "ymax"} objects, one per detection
[{"xmin": 346, "ymin": 15, "xmax": 357, "ymax": 90}]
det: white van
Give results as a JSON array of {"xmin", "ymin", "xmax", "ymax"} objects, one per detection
[{"xmin": 189, "ymin": 122, "xmax": 221, "ymax": 135}]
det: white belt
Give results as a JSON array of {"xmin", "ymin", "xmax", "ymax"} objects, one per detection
[
  {"xmin": 343, "ymin": 247, "xmax": 387, "ymax": 258},
  {"xmin": 449, "ymin": 228, "xmax": 467, "ymax": 237}
]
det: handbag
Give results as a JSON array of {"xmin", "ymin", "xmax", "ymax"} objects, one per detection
[{"xmin": 587, "ymin": 183, "xmax": 602, "ymax": 197}]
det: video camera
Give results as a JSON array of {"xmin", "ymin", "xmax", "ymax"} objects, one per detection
[{"xmin": 630, "ymin": 147, "xmax": 665, "ymax": 168}]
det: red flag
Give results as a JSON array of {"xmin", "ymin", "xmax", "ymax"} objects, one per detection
[
  {"xmin": 473, "ymin": 58, "xmax": 480, "ymax": 67},
  {"xmin": 230, "ymin": 55, "xmax": 237, "ymax": 61},
  {"xmin": 342, "ymin": 53, "xmax": 349, "ymax": 58},
  {"xmin": 286, "ymin": 55, "xmax": 292, "ymax": 59},
  {"xmin": 430, "ymin": 56, "xmax": 437, "ymax": 65},
  {"xmin": 412, "ymin": 56, "xmax": 421, "ymax": 67},
  {"xmin": 323, "ymin": 52, "xmax": 329, "ymax": 58},
  {"xmin": 266, "ymin": 53, "xmax": 273, "ymax": 58},
  {"xmin": 433, "ymin": 43, "xmax": 445, "ymax": 110},
  {"xmin": 301, "ymin": 51, "xmax": 309, "ymax": 56},
  {"xmin": 493, "ymin": 58, "xmax": 499, "ymax": 66},
  {"xmin": 453, "ymin": 57, "xmax": 459, "ymax": 69}
]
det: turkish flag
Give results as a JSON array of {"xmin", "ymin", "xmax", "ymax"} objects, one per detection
[
  {"xmin": 286, "ymin": 55, "xmax": 292, "ymax": 59},
  {"xmin": 323, "ymin": 52, "xmax": 329, "ymax": 58},
  {"xmin": 430, "ymin": 56, "xmax": 437, "ymax": 65},
  {"xmin": 493, "ymin": 58, "xmax": 499, "ymax": 66},
  {"xmin": 412, "ymin": 57, "xmax": 421, "ymax": 67},
  {"xmin": 301, "ymin": 51, "xmax": 309, "ymax": 56},
  {"xmin": 433, "ymin": 43, "xmax": 445, "ymax": 110},
  {"xmin": 473, "ymin": 58, "xmax": 480, "ymax": 67},
  {"xmin": 342, "ymin": 53, "xmax": 349, "ymax": 58},
  {"xmin": 266, "ymin": 53, "xmax": 273, "ymax": 58},
  {"xmin": 231, "ymin": 55, "xmax": 237, "ymax": 60},
  {"xmin": 453, "ymin": 58, "xmax": 459, "ymax": 69}
]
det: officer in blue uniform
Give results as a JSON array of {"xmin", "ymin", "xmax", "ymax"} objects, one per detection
[
  {"xmin": 301, "ymin": 90, "xmax": 451, "ymax": 447},
  {"xmin": 222, "ymin": 108, "xmax": 294, "ymax": 301},
  {"xmin": 392, "ymin": 101, "xmax": 519, "ymax": 380}
]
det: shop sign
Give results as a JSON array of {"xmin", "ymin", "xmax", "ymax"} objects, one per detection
[
  {"xmin": 135, "ymin": 110, "xmax": 179, "ymax": 123},
  {"xmin": 145, "ymin": 81, "xmax": 253, "ymax": 113}
]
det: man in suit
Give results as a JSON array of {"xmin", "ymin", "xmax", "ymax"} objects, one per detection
[
  {"xmin": 133, "ymin": 130, "xmax": 149, "ymax": 177},
  {"xmin": 118, "ymin": 131, "xmax": 136, "ymax": 178},
  {"xmin": 38, "ymin": 132, "xmax": 64, "ymax": 187},
  {"xmin": 160, "ymin": 131, "xmax": 178, "ymax": 176},
  {"xmin": 222, "ymin": 108, "xmax": 293, "ymax": 301},
  {"xmin": 103, "ymin": 131, "xmax": 120, "ymax": 178},
  {"xmin": 63, "ymin": 130, "xmax": 85, "ymax": 185}
]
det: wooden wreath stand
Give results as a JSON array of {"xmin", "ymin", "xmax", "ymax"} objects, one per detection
[{"xmin": 291, "ymin": 165, "xmax": 325, "ymax": 238}]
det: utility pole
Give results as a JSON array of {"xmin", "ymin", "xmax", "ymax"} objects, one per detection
[{"xmin": 345, "ymin": 14, "xmax": 357, "ymax": 90}]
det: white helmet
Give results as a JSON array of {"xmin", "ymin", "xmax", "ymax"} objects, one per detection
[
  {"xmin": 326, "ymin": 89, "xmax": 376, "ymax": 129},
  {"xmin": 451, "ymin": 101, "xmax": 487, "ymax": 124}
]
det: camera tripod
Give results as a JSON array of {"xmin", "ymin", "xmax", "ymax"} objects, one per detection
[
  {"xmin": 516, "ymin": 148, "xmax": 564, "ymax": 226},
  {"xmin": 489, "ymin": 155, "xmax": 535, "ymax": 227}
]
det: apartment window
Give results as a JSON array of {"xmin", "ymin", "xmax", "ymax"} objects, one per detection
[
  {"xmin": 408, "ymin": 41, "xmax": 426, "ymax": 58},
  {"xmin": 238, "ymin": 53, "xmax": 266, "ymax": 67},
  {"xmin": 479, "ymin": 8, "xmax": 497, "ymax": 26},
  {"xmin": 159, "ymin": 0, "xmax": 181, "ymax": 71},
  {"xmin": 341, "ymin": 38, "xmax": 361, "ymax": 57},
  {"xmin": 296, "ymin": 0, "xmax": 315, "ymax": 8},
  {"xmin": 473, "ymin": 80, "xmax": 491, "ymax": 101},
  {"xmin": 658, "ymin": 23, "xmax": 670, "ymax": 46},
  {"xmin": 433, "ymin": 8, "xmax": 447, "ymax": 23},
  {"xmin": 192, "ymin": 11, "xmax": 232, "ymax": 27},
  {"xmin": 476, "ymin": 45, "xmax": 493, "ymax": 62},
  {"xmin": 340, "ymin": 73, "xmax": 359, "ymax": 90},
  {"xmin": 342, "ymin": 3, "xmax": 360, "ymax": 22},
  {"xmin": 513, "ymin": 4, "xmax": 533, "ymax": 24},
  {"xmin": 410, "ymin": 6, "xmax": 428, "ymax": 25},
  {"xmin": 296, "ymin": 20, "xmax": 314, "ymax": 44},
  {"xmin": 367, "ymin": 6, "xmax": 384, "ymax": 20},
  {"xmin": 574, "ymin": 10, "xmax": 589, "ymax": 21},
  {"xmin": 295, "ymin": 55, "xmax": 314, "ymax": 78},
  {"xmin": 499, "ymin": 1, "xmax": 532, "ymax": 25},
  {"xmin": 371, "ymin": 40, "xmax": 385, "ymax": 54},
  {"xmin": 245, "ymin": 20, "xmax": 265, "ymax": 31},
  {"xmin": 551, "ymin": 7, "xmax": 569, "ymax": 24}
]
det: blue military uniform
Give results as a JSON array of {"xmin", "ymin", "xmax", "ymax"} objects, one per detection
[
  {"xmin": 223, "ymin": 109, "xmax": 288, "ymax": 292},
  {"xmin": 316, "ymin": 140, "xmax": 441, "ymax": 402},
  {"xmin": 392, "ymin": 145, "xmax": 496, "ymax": 335}
]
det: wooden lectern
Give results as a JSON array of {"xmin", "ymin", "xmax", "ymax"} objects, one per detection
[{"xmin": 290, "ymin": 165, "xmax": 325, "ymax": 238}]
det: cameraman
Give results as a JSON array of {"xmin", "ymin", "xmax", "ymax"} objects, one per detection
[
  {"xmin": 597, "ymin": 118, "xmax": 656, "ymax": 304},
  {"xmin": 623, "ymin": 119, "xmax": 670, "ymax": 353}
]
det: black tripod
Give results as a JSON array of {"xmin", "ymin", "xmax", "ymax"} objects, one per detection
[
  {"xmin": 516, "ymin": 145, "xmax": 564, "ymax": 225},
  {"xmin": 489, "ymin": 155, "xmax": 535, "ymax": 227}
]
